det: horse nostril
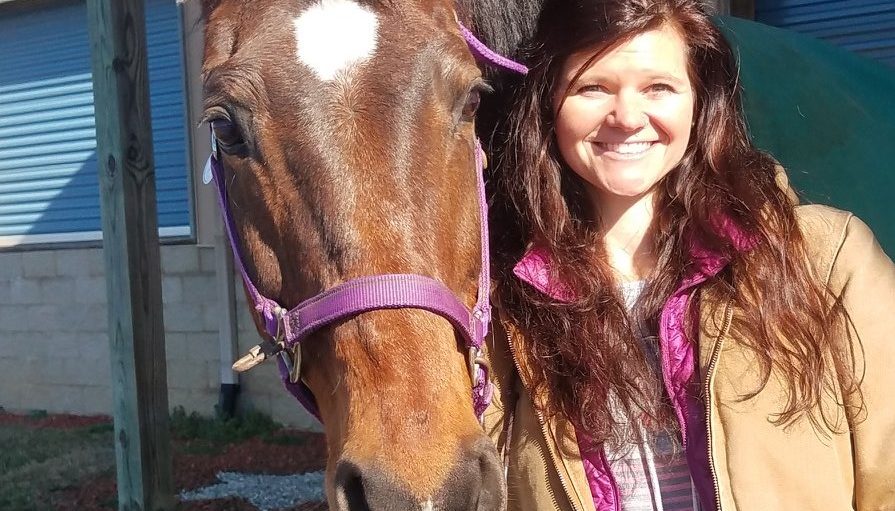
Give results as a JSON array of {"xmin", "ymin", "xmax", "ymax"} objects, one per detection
[
  {"xmin": 335, "ymin": 460, "xmax": 421, "ymax": 510},
  {"xmin": 334, "ymin": 461, "xmax": 371, "ymax": 511},
  {"xmin": 435, "ymin": 437, "xmax": 506, "ymax": 511},
  {"xmin": 473, "ymin": 438, "xmax": 506, "ymax": 511}
]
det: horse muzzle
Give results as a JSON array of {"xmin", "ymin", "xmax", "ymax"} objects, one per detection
[{"xmin": 333, "ymin": 435, "xmax": 505, "ymax": 511}]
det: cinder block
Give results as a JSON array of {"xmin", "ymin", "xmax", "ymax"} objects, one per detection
[
  {"xmin": 86, "ymin": 249, "xmax": 107, "ymax": 276},
  {"xmin": 56, "ymin": 303, "xmax": 108, "ymax": 333},
  {"xmin": 0, "ymin": 305, "xmax": 34, "ymax": 331},
  {"xmin": 74, "ymin": 276, "xmax": 108, "ymax": 305},
  {"xmin": 0, "ymin": 356, "xmax": 27, "ymax": 386},
  {"xmin": 60, "ymin": 357, "xmax": 110, "ymax": 386},
  {"xmin": 22, "ymin": 251, "xmax": 57, "ymax": 278},
  {"xmin": 162, "ymin": 276, "xmax": 183, "ymax": 304},
  {"xmin": 236, "ymin": 303, "xmax": 258, "ymax": 332},
  {"xmin": 77, "ymin": 385, "xmax": 112, "ymax": 415},
  {"xmin": 50, "ymin": 384, "xmax": 87, "ymax": 414},
  {"xmin": 203, "ymin": 303, "xmax": 229, "ymax": 333},
  {"xmin": 75, "ymin": 333, "xmax": 110, "ymax": 361},
  {"xmin": 49, "ymin": 333, "xmax": 96, "ymax": 359},
  {"xmin": 0, "ymin": 334, "xmax": 25, "ymax": 356},
  {"xmin": 205, "ymin": 360, "xmax": 226, "ymax": 389},
  {"xmin": 198, "ymin": 247, "xmax": 217, "ymax": 273},
  {"xmin": 26, "ymin": 305, "xmax": 61, "ymax": 332},
  {"xmin": 0, "ymin": 252, "xmax": 24, "ymax": 281},
  {"xmin": 0, "ymin": 282, "xmax": 10, "ymax": 304},
  {"xmin": 165, "ymin": 332, "xmax": 189, "ymax": 360},
  {"xmin": 163, "ymin": 302, "xmax": 206, "ymax": 333},
  {"xmin": 20, "ymin": 382, "xmax": 54, "ymax": 411},
  {"xmin": 40, "ymin": 278, "xmax": 76, "ymax": 305},
  {"xmin": 181, "ymin": 274, "xmax": 217, "ymax": 304},
  {"xmin": 161, "ymin": 246, "xmax": 199, "ymax": 274},
  {"xmin": 9, "ymin": 277, "xmax": 42, "ymax": 305},
  {"xmin": 42, "ymin": 357, "xmax": 67, "ymax": 385},
  {"xmin": 167, "ymin": 358, "xmax": 209, "ymax": 390},
  {"xmin": 1, "ymin": 381, "xmax": 33, "ymax": 410},
  {"xmin": 59, "ymin": 249, "xmax": 101, "ymax": 278},
  {"xmin": 183, "ymin": 332, "xmax": 218, "ymax": 363}
]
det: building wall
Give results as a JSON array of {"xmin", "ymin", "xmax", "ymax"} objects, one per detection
[
  {"xmin": 0, "ymin": 0, "xmax": 320, "ymax": 430},
  {"xmin": 0, "ymin": 244, "xmax": 319, "ymax": 430}
]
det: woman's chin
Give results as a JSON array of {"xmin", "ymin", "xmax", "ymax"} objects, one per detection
[{"xmin": 598, "ymin": 182, "xmax": 655, "ymax": 201}]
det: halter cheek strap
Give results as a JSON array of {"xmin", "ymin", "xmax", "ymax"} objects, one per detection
[
  {"xmin": 208, "ymin": 24, "xmax": 527, "ymax": 423},
  {"xmin": 208, "ymin": 141, "xmax": 492, "ymax": 420}
]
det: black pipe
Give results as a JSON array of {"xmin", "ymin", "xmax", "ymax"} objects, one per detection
[{"xmin": 217, "ymin": 383, "xmax": 240, "ymax": 419}]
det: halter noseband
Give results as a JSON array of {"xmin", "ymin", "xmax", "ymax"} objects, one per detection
[{"xmin": 205, "ymin": 23, "xmax": 527, "ymax": 422}]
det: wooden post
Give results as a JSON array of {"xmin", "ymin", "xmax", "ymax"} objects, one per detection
[{"xmin": 86, "ymin": 0, "xmax": 174, "ymax": 510}]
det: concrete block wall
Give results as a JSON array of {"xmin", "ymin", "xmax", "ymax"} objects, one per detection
[{"xmin": 0, "ymin": 244, "xmax": 318, "ymax": 430}]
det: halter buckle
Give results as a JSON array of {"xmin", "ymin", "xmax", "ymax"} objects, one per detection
[
  {"xmin": 232, "ymin": 340, "xmax": 283, "ymax": 373},
  {"xmin": 279, "ymin": 344, "xmax": 303, "ymax": 384},
  {"xmin": 233, "ymin": 306, "xmax": 295, "ymax": 376}
]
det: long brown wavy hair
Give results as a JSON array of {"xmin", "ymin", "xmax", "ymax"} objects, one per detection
[{"xmin": 489, "ymin": 0, "xmax": 861, "ymax": 447}]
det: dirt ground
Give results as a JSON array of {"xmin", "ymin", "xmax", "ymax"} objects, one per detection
[{"xmin": 0, "ymin": 412, "xmax": 328, "ymax": 511}]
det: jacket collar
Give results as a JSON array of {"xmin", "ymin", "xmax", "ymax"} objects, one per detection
[{"xmin": 513, "ymin": 216, "xmax": 757, "ymax": 302}]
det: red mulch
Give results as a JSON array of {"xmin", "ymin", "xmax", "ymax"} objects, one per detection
[
  {"xmin": 0, "ymin": 412, "xmax": 110, "ymax": 429},
  {"xmin": 1, "ymin": 412, "xmax": 328, "ymax": 511}
]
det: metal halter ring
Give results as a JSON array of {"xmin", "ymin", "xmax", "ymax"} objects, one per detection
[{"xmin": 467, "ymin": 346, "xmax": 489, "ymax": 384}]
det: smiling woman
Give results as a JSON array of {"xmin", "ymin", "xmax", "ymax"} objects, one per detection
[
  {"xmin": 482, "ymin": 0, "xmax": 895, "ymax": 510},
  {"xmin": 552, "ymin": 25, "xmax": 695, "ymax": 205}
]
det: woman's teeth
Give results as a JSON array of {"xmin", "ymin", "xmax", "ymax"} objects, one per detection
[{"xmin": 599, "ymin": 141, "xmax": 653, "ymax": 154}]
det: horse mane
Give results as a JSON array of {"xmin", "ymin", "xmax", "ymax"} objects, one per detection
[
  {"xmin": 457, "ymin": 0, "xmax": 544, "ymax": 61},
  {"xmin": 457, "ymin": 0, "xmax": 545, "ymax": 152}
]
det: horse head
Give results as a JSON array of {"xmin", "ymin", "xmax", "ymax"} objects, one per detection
[{"xmin": 197, "ymin": 0, "xmax": 527, "ymax": 509}]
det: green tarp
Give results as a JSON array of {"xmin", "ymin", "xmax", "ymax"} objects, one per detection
[{"xmin": 716, "ymin": 16, "xmax": 895, "ymax": 256}]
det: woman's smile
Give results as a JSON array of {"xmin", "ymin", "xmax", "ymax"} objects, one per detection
[{"xmin": 592, "ymin": 140, "xmax": 658, "ymax": 160}]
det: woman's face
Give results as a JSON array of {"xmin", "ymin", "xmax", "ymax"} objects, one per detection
[{"xmin": 553, "ymin": 25, "xmax": 695, "ymax": 207}]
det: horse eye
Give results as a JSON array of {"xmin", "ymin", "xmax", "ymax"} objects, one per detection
[
  {"xmin": 460, "ymin": 88, "xmax": 482, "ymax": 121},
  {"xmin": 210, "ymin": 119, "xmax": 245, "ymax": 152}
]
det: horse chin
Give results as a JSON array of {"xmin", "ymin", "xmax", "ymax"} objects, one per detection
[{"xmin": 326, "ymin": 436, "xmax": 505, "ymax": 511}]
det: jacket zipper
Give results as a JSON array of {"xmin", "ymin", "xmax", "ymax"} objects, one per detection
[
  {"xmin": 505, "ymin": 328, "xmax": 578, "ymax": 511},
  {"xmin": 703, "ymin": 300, "xmax": 733, "ymax": 511}
]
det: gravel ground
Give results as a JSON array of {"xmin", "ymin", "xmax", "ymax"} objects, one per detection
[{"xmin": 180, "ymin": 471, "xmax": 326, "ymax": 511}]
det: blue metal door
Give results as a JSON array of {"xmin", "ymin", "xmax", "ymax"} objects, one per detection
[
  {"xmin": 754, "ymin": 0, "xmax": 895, "ymax": 67},
  {"xmin": 0, "ymin": 0, "xmax": 190, "ymax": 242}
]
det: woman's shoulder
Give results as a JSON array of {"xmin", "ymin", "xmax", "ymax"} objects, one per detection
[
  {"xmin": 793, "ymin": 204, "xmax": 890, "ymax": 289},
  {"xmin": 793, "ymin": 203, "xmax": 853, "ymax": 249}
]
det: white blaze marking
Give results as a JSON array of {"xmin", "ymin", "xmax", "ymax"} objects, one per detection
[
  {"xmin": 293, "ymin": 0, "xmax": 379, "ymax": 81},
  {"xmin": 420, "ymin": 499, "xmax": 435, "ymax": 511}
]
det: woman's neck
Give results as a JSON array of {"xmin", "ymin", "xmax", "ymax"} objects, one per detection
[{"xmin": 592, "ymin": 190, "xmax": 658, "ymax": 282}]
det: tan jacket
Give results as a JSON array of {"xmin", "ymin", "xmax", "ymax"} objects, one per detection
[{"xmin": 483, "ymin": 205, "xmax": 895, "ymax": 511}]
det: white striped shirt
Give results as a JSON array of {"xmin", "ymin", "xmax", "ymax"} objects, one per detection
[{"xmin": 607, "ymin": 281, "xmax": 700, "ymax": 511}]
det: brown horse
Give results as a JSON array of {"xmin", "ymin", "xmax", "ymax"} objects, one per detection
[{"xmin": 197, "ymin": 0, "xmax": 539, "ymax": 509}]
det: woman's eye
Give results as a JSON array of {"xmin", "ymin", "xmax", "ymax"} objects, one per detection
[
  {"xmin": 578, "ymin": 84, "xmax": 609, "ymax": 95},
  {"xmin": 647, "ymin": 83, "xmax": 675, "ymax": 94},
  {"xmin": 461, "ymin": 88, "xmax": 482, "ymax": 121},
  {"xmin": 210, "ymin": 119, "xmax": 245, "ymax": 151}
]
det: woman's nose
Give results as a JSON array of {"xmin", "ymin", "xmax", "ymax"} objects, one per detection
[{"xmin": 607, "ymin": 91, "xmax": 647, "ymax": 131}]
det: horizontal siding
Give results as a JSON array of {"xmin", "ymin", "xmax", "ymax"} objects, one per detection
[
  {"xmin": 0, "ymin": 0, "xmax": 191, "ymax": 241},
  {"xmin": 755, "ymin": 0, "xmax": 895, "ymax": 67}
]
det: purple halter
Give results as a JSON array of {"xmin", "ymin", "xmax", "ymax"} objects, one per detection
[{"xmin": 207, "ymin": 23, "xmax": 528, "ymax": 422}]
